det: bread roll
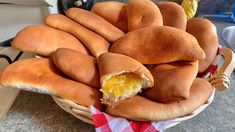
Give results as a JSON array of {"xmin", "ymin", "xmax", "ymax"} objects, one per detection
[
  {"xmin": 127, "ymin": 0, "xmax": 163, "ymax": 31},
  {"xmin": 91, "ymin": 1, "xmax": 128, "ymax": 33},
  {"xmin": 97, "ymin": 52, "xmax": 154, "ymax": 107},
  {"xmin": 187, "ymin": 18, "xmax": 219, "ymax": 73},
  {"xmin": 12, "ymin": 25, "xmax": 88, "ymax": 56},
  {"xmin": 51, "ymin": 48, "xmax": 100, "ymax": 88},
  {"xmin": 106, "ymin": 78, "xmax": 213, "ymax": 121},
  {"xmin": 66, "ymin": 8, "xmax": 125, "ymax": 42},
  {"xmin": 143, "ymin": 61, "xmax": 198, "ymax": 103},
  {"xmin": 0, "ymin": 58, "xmax": 104, "ymax": 110},
  {"xmin": 110, "ymin": 26, "xmax": 206, "ymax": 64},
  {"xmin": 157, "ymin": 2, "xmax": 187, "ymax": 30},
  {"xmin": 44, "ymin": 14, "xmax": 109, "ymax": 57}
]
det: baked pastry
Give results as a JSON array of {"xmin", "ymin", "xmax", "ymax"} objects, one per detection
[
  {"xmin": 91, "ymin": 1, "xmax": 128, "ymax": 33},
  {"xmin": 51, "ymin": 48, "xmax": 100, "ymax": 88},
  {"xmin": 157, "ymin": 2, "xmax": 187, "ymax": 30},
  {"xmin": 45, "ymin": 14, "xmax": 109, "ymax": 57},
  {"xmin": 111, "ymin": 26, "xmax": 205, "ymax": 64},
  {"xmin": 66, "ymin": 8, "xmax": 125, "ymax": 42},
  {"xmin": 97, "ymin": 52, "xmax": 154, "ymax": 107},
  {"xmin": 12, "ymin": 25, "xmax": 88, "ymax": 56},
  {"xmin": 143, "ymin": 61, "xmax": 198, "ymax": 102},
  {"xmin": 127, "ymin": 0, "xmax": 163, "ymax": 31},
  {"xmin": 0, "ymin": 58, "xmax": 104, "ymax": 110},
  {"xmin": 187, "ymin": 18, "xmax": 219, "ymax": 73},
  {"xmin": 106, "ymin": 78, "xmax": 213, "ymax": 121}
]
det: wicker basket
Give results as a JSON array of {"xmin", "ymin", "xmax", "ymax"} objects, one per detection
[{"xmin": 52, "ymin": 47, "xmax": 235, "ymax": 129}]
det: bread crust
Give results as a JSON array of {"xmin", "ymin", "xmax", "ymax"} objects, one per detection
[
  {"xmin": 187, "ymin": 18, "xmax": 219, "ymax": 73},
  {"xmin": 66, "ymin": 8, "xmax": 125, "ymax": 42},
  {"xmin": 0, "ymin": 58, "xmax": 104, "ymax": 111},
  {"xmin": 127, "ymin": 0, "xmax": 163, "ymax": 31},
  {"xmin": 97, "ymin": 53, "xmax": 153, "ymax": 86},
  {"xmin": 51, "ymin": 48, "xmax": 100, "ymax": 88},
  {"xmin": 143, "ymin": 61, "xmax": 198, "ymax": 102},
  {"xmin": 111, "ymin": 26, "xmax": 206, "ymax": 64},
  {"xmin": 12, "ymin": 25, "xmax": 88, "ymax": 56},
  {"xmin": 157, "ymin": 2, "xmax": 187, "ymax": 30},
  {"xmin": 91, "ymin": 1, "xmax": 128, "ymax": 33},
  {"xmin": 45, "ymin": 14, "xmax": 109, "ymax": 57}
]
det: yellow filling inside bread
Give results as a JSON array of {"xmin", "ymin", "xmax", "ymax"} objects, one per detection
[{"xmin": 101, "ymin": 73, "xmax": 143, "ymax": 98}]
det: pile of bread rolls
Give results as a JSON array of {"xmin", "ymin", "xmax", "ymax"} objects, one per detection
[{"xmin": 0, "ymin": 0, "xmax": 219, "ymax": 121}]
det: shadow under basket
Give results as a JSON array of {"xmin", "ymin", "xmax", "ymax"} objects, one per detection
[{"xmin": 52, "ymin": 47, "xmax": 235, "ymax": 129}]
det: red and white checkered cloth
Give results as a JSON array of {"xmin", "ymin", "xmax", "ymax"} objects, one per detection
[
  {"xmin": 90, "ymin": 49, "xmax": 221, "ymax": 132},
  {"xmin": 90, "ymin": 106, "xmax": 174, "ymax": 132}
]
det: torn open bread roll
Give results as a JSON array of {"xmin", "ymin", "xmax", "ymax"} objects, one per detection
[
  {"xmin": 51, "ymin": 48, "xmax": 100, "ymax": 88},
  {"xmin": 97, "ymin": 52, "xmax": 154, "ymax": 107},
  {"xmin": 66, "ymin": 8, "xmax": 125, "ymax": 42},
  {"xmin": 91, "ymin": 1, "xmax": 128, "ymax": 33},
  {"xmin": 111, "ymin": 26, "xmax": 206, "ymax": 64},
  {"xmin": 127, "ymin": 0, "xmax": 163, "ymax": 31},
  {"xmin": 143, "ymin": 61, "xmax": 198, "ymax": 103},
  {"xmin": 106, "ymin": 78, "xmax": 213, "ymax": 121},
  {"xmin": 45, "ymin": 14, "xmax": 109, "ymax": 57},
  {"xmin": 12, "ymin": 25, "xmax": 88, "ymax": 56},
  {"xmin": 157, "ymin": 2, "xmax": 187, "ymax": 30},
  {"xmin": 187, "ymin": 18, "xmax": 219, "ymax": 73},
  {"xmin": 0, "ymin": 58, "xmax": 104, "ymax": 111}
]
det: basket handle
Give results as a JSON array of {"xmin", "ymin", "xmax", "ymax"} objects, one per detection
[{"xmin": 209, "ymin": 47, "xmax": 235, "ymax": 91}]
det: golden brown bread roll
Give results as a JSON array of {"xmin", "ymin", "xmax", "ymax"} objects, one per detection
[
  {"xmin": 106, "ymin": 78, "xmax": 213, "ymax": 121},
  {"xmin": 51, "ymin": 48, "xmax": 100, "ymax": 88},
  {"xmin": 44, "ymin": 14, "xmax": 109, "ymax": 57},
  {"xmin": 66, "ymin": 8, "xmax": 125, "ymax": 42},
  {"xmin": 157, "ymin": 2, "xmax": 187, "ymax": 30},
  {"xmin": 97, "ymin": 52, "xmax": 154, "ymax": 107},
  {"xmin": 110, "ymin": 26, "xmax": 206, "ymax": 64},
  {"xmin": 12, "ymin": 25, "xmax": 88, "ymax": 56},
  {"xmin": 127, "ymin": 0, "xmax": 163, "ymax": 31},
  {"xmin": 91, "ymin": 1, "xmax": 128, "ymax": 33},
  {"xmin": 143, "ymin": 61, "xmax": 198, "ymax": 103},
  {"xmin": 187, "ymin": 18, "xmax": 219, "ymax": 73},
  {"xmin": 0, "ymin": 58, "xmax": 104, "ymax": 111}
]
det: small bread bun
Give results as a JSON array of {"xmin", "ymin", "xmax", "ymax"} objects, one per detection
[
  {"xmin": 12, "ymin": 25, "xmax": 88, "ymax": 56},
  {"xmin": 127, "ymin": 0, "xmax": 163, "ymax": 31},
  {"xmin": 66, "ymin": 8, "xmax": 125, "ymax": 42},
  {"xmin": 187, "ymin": 18, "xmax": 219, "ymax": 73},
  {"xmin": 91, "ymin": 1, "xmax": 128, "ymax": 33},
  {"xmin": 45, "ymin": 14, "xmax": 109, "ymax": 57},
  {"xmin": 143, "ymin": 61, "xmax": 198, "ymax": 103},
  {"xmin": 110, "ymin": 26, "xmax": 205, "ymax": 64},
  {"xmin": 0, "ymin": 58, "xmax": 104, "ymax": 111},
  {"xmin": 51, "ymin": 48, "xmax": 100, "ymax": 88},
  {"xmin": 97, "ymin": 52, "xmax": 154, "ymax": 107},
  {"xmin": 106, "ymin": 78, "xmax": 213, "ymax": 121},
  {"xmin": 157, "ymin": 2, "xmax": 187, "ymax": 30}
]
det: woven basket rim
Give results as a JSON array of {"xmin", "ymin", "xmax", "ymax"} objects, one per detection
[{"xmin": 52, "ymin": 88, "xmax": 215, "ymax": 126}]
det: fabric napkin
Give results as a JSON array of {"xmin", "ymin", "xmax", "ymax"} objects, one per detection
[{"xmin": 90, "ymin": 106, "xmax": 175, "ymax": 132}]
